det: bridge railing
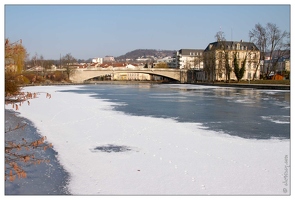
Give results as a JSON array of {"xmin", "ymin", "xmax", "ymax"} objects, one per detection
[{"xmin": 80, "ymin": 68, "xmax": 180, "ymax": 71}]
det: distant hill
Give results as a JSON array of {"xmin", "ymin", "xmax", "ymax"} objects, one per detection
[{"xmin": 115, "ymin": 49, "xmax": 176, "ymax": 61}]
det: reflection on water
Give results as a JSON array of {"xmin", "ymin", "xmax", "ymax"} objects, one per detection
[{"xmin": 62, "ymin": 84, "xmax": 290, "ymax": 140}]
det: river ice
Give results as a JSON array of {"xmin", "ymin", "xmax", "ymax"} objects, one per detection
[{"xmin": 4, "ymin": 85, "xmax": 291, "ymax": 195}]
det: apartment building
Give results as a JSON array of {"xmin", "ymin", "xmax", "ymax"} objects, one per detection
[
  {"xmin": 203, "ymin": 40, "xmax": 260, "ymax": 82},
  {"xmin": 176, "ymin": 49, "xmax": 204, "ymax": 69}
]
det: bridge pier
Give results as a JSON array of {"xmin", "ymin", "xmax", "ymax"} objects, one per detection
[
  {"xmin": 180, "ymin": 70, "xmax": 187, "ymax": 83},
  {"xmin": 180, "ymin": 69, "xmax": 195, "ymax": 83}
]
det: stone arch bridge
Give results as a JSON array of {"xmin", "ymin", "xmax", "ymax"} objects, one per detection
[{"xmin": 70, "ymin": 68, "xmax": 190, "ymax": 83}]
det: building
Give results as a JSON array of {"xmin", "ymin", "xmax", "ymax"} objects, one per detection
[
  {"xmin": 176, "ymin": 49, "xmax": 204, "ymax": 69},
  {"xmin": 113, "ymin": 73, "xmax": 151, "ymax": 81},
  {"xmin": 263, "ymin": 57, "xmax": 290, "ymax": 74},
  {"xmin": 103, "ymin": 56, "xmax": 115, "ymax": 62},
  {"xmin": 203, "ymin": 40, "xmax": 260, "ymax": 82},
  {"xmin": 92, "ymin": 57, "xmax": 103, "ymax": 64},
  {"xmin": 154, "ymin": 56, "xmax": 176, "ymax": 68},
  {"xmin": 261, "ymin": 50, "xmax": 290, "ymax": 78}
]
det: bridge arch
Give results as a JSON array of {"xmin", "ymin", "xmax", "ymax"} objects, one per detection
[{"xmin": 70, "ymin": 68, "xmax": 187, "ymax": 83}]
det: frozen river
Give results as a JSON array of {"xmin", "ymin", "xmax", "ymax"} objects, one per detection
[
  {"xmin": 5, "ymin": 84, "xmax": 290, "ymax": 195},
  {"xmin": 63, "ymin": 84, "xmax": 290, "ymax": 140}
]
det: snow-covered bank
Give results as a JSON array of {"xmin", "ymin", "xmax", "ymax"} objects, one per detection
[
  {"xmin": 5, "ymin": 110, "xmax": 70, "ymax": 195},
  {"xmin": 5, "ymin": 85, "xmax": 290, "ymax": 195}
]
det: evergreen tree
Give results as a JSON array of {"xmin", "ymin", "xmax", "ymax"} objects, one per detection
[{"xmin": 233, "ymin": 53, "xmax": 246, "ymax": 82}]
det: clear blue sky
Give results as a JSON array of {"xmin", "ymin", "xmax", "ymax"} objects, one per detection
[{"xmin": 4, "ymin": 4, "xmax": 291, "ymax": 60}]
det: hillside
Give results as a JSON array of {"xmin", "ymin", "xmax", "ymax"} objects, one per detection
[{"xmin": 115, "ymin": 49, "xmax": 176, "ymax": 61}]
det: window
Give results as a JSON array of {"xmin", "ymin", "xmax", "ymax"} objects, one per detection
[{"xmin": 236, "ymin": 43, "xmax": 240, "ymax": 50}]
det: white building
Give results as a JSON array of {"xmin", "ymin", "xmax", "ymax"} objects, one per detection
[
  {"xmin": 176, "ymin": 49, "xmax": 204, "ymax": 69},
  {"xmin": 92, "ymin": 57, "xmax": 103, "ymax": 64}
]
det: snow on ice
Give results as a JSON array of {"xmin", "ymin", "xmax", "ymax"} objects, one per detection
[{"xmin": 5, "ymin": 85, "xmax": 290, "ymax": 195}]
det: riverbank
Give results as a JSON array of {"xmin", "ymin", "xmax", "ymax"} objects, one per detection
[
  {"xmin": 22, "ymin": 80, "xmax": 291, "ymax": 90},
  {"xmin": 5, "ymin": 110, "xmax": 70, "ymax": 195},
  {"xmin": 194, "ymin": 82, "xmax": 290, "ymax": 90}
]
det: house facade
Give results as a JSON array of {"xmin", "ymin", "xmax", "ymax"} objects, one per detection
[
  {"xmin": 203, "ymin": 40, "xmax": 260, "ymax": 82},
  {"xmin": 176, "ymin": 49, "xmax": 204, "ymax": 69},
  {"xmin": 261, "ymin": 54, "xmax": 290, "ymax": 78}
]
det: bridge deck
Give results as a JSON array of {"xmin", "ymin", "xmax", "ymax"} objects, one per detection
[{"xmin": 70, "ymin": 68, "xmax": 187, "ymax": 83}]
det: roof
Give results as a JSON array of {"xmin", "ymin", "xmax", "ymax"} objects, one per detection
[
  {"xmin": 204, "ymin": 41, "xmax": 259, "ymax": 52},
  {"xmin": 265, "ymin": 50, "xmax": 290, "ymax": 59},
  {"xmin": 179, "ymin": 49, "xmax": 204, "ymax": 55}
]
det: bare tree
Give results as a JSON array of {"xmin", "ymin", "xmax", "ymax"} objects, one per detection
[
  {"xmin": 249, "ymin": 23, "xmax": 289, "ymax": 79},
  {"xmin": 203, "ymin": 51, "xmax": 216, "ymax": 83},
  {"xmin": 224, "ymin": 52, "xmax": 232, "ymax": 82},
  {"xmin": 266, "ymin": 23, "xmax": 289, "ymax": 74},
  {"xmin": 29, "ymin": 53, "xmax": 46, "ymax": 81},
  {"xmin": 192, "ymin": 53, "xmax": 203, "ymax": 70},
  {"xmin": 5, "ymin": 92, "xmax": 53, "ymax": 182},
  {"xmin": 214, "ymin": 31, "xmax": 232, "ymax": 82},
  {"xmin": 62, "ymin": 53, "xmax": 77, "ymax": 80},
  {"xmin": 249, "ymin": 23, "xmax": 266, "ymax": 80},
  {"xmin": 185, "ymin": 59, "xmax": 192, "ymax": 69},
  {"xmin": 215, "ymin": 30, "xmax": 226, "ymax": 42},
  {"xmin": 31, "ymin": 53, "xmax": 39, "ymax": 68}
]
